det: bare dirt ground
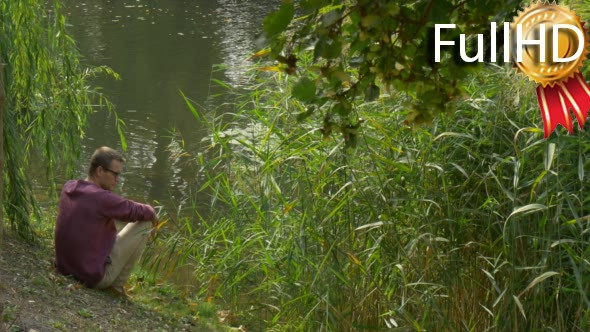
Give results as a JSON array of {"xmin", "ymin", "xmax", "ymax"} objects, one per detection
[{"xmin": 0, "ymin": 235, "xmax": 223, "ymax": 332}]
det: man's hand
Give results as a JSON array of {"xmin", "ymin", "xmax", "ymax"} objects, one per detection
[
  {"xmin": 148, "ymin": 205, "xmax": 165, "ymax": 241},
  {"xmin": 146, "ymin": 204, "xmax": 157, "ymax": 219},
  {"xmin": 146, "ymin": 204, "xmax": 160, "ymax": 241}
]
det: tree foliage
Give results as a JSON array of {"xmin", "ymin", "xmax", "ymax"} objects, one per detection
[
  {"xmin": 0, "ymin": 0, "xmax": 119, "ymax": 240},
  {"xmin": 261, "ymin": 0, "xmax": 522, "ymax": 146}
]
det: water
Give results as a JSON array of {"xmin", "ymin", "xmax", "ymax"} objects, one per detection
[{"xmin": 60, "ymin": 0, "xmax": 278, "ymax": 206}]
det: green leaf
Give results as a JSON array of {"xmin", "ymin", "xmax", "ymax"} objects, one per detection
[
  {"xmin": 181, "ymin": 90, "xmax": 201, "ymax": 121},
  {"xmin": 211, "ymin": 79, "xmax": 231, "ymax": 90},
  {"xmin": 296, "ymin": 107, "xmax": 315, "ymax": 122},
  {"xmin": 386, "ymin": 3, "xmax": 400, "ymax": 16},
  {"xmin": 545, "ymin": 143, "xmax": 556, "ymax": 170},
  {"xmin": 270, "ymin": 35, "xmax": 287, "ymax": 58},
  {"xmin": 263, "ymin": 3, "xmax": 295, "ymax": 38},
  {"xmin": 117, "ymin": 119, "xmax": 127, "ymax": 151},
  {"xmin": 322, "ymin": 40, "xmax": 342, "ymax": 59},
  {"xmin": 519, "ymin": 272, "xmax": 560, "ymax": 296},
  {"xmin": 301, "ymin": 0, "xmax": 331, "ymax": 10},
  {"xmin": 513, "ymin": 295, "xmax": 526, "ymax": 320},
  {"xmin": 321, "ymin": 9, "xmax": 342, "ymax": 27},
  {"xmin": 508, "ymin": 204, "xmax": 547, "ymax": 219},
  {"xmin": 365, "ymin": 84, "xmax": 380, "ymax": 102},
  {"xmin": 333, "ymin": 101, "xmax": 351, "ymax": 116},
  {"xmin": 579, "ymin": 154, "xmax": 584, "ymax": 183},
  {"xmin": 429, "ymin": 0, "xmax": 454, "ymax": 23},
  {"xmin": 349, "ymin": 56, "xmax": 364, "ymax": 67},
  {"xmin": 314, "ymin": 37, "xmax": 327, "ymax": 60},
  {"xmin": 292, "ymin": 77, "xmax": 316, "ymax": 103},
  {"xmin": 360, "ymin": 14, "xmax": 381, "ymax": 29}
]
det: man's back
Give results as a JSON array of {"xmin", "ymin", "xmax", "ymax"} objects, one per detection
[{"xmin": 55, "ymin": 179, "xmax": 155, "ymax": 286}]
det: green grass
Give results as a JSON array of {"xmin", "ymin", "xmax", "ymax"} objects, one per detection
[
  {"xmin": 0, "ymin": 230, "xmax": 231, "ymax": 331},
  {"xmin": 127, "ymin": 268, "xmax": 222, "ymax": 324},
  {"xmin": 2, "ymin": 304, "xmax": 17, "ymax": 323}
]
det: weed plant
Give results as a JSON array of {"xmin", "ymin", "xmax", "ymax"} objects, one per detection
[{"xmin": 146, "ymin": 62, "xmax": 590, "ymax": 331}]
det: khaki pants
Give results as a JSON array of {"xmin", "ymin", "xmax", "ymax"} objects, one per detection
[{"xmin": 96, "ymin": 221, "xmax": 151, "ymax": 289}]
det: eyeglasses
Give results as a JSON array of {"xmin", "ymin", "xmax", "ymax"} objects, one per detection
[{"xmin": 103, "ymin": 167, "xmax": 122, "ymax": 178}]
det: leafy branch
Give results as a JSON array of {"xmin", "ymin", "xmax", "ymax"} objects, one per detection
[{"xmin": 259, "ymin": 0, "xmax": 523, "ymax": 147}]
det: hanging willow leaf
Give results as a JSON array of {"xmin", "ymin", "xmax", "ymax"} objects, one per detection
[{"xmin": 0, "ymin": 0, "xmax": 120, "ymax": 240}]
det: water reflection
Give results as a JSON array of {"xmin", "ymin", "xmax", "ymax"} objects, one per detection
[
  {"xmin": 214, "ymin": 0, "xmax": 281, "ymax": 85},
  {"xmin": 61, "ymin": 0, "xmax": 279, "ymax": 207}
]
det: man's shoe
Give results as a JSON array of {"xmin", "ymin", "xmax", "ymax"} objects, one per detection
[{"xmin": 106, "ymin": 285, "xmax": 131, "ymax": 299}]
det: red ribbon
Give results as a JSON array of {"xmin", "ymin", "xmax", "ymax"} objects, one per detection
[{"xmin": 536, "ymin": 72, "xmax": 590, "ymax": 138}]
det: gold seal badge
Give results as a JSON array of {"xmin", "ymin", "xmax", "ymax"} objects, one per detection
[{"xmin": 511, "ymin": 1, "xmax": 589, "ymax": 87}]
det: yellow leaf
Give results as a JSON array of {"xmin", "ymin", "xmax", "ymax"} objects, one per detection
[
  {"xmin": 346, "ymin": 252, "xmax": 361, "ymax": 265},
  {"xmin": 283, "ymin": 202, "xmax": 296, "ymax": 215},
  {"xmin": 156, "ymin": 220, "xmax": 168, "ymax": 231},
  {"xmin": 256, "ymin": 66, "xmax": 283, "ymax": 72},
  {"xmin": 247, "ymin": 48, "xmax": 271, "ymax": 60}
]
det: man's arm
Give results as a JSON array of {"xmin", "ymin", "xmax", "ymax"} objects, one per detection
[{"xmin": 98, "ymin": 191, "xmax": 156, "ymax": 222}]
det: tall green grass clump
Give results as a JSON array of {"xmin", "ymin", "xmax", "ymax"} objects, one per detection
[{"xmin": 153, "ymin": 60, "xmax": 590, "ymax": 330}]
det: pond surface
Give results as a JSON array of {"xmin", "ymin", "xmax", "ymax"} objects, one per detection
[{"xmin": 61, "ymin": 0, "xmax": 278, "ymax": 206}]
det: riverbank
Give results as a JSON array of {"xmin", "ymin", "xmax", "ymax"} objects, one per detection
[{"xmin": 0, "ymin": 233, "xmax": 231, "ymax": 331}]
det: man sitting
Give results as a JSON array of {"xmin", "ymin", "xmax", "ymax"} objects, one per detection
[{"xmin": 54, "ymin": 146, "xmax": 157, "ymax": 297}]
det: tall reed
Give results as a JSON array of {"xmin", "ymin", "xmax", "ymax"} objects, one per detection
[{"xmin": 148, "ymin": 62, "xmax": 590, "ymax": 330}]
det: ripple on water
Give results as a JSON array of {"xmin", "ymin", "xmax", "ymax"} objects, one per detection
[
  {"xmin": 61, "ymin": 0, "xmax": 281, "ymax": 204},
  {"xmin": 214, "ymin": 0, "xmax": 282, "ymax": 86}
]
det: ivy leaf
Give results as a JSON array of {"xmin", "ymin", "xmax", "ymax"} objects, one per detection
[
  {"xmin": 263, "ymin": 3, "xmax": 295, "ymax": 38},
  {"xmin": 292, "ymin": 78, "xmax": 316, "ymax": 103}
]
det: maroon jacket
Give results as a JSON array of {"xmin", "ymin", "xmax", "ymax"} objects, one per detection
[{"xmin": 54, "ymin": 179, "xmax": 156, "ymax": 287}]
